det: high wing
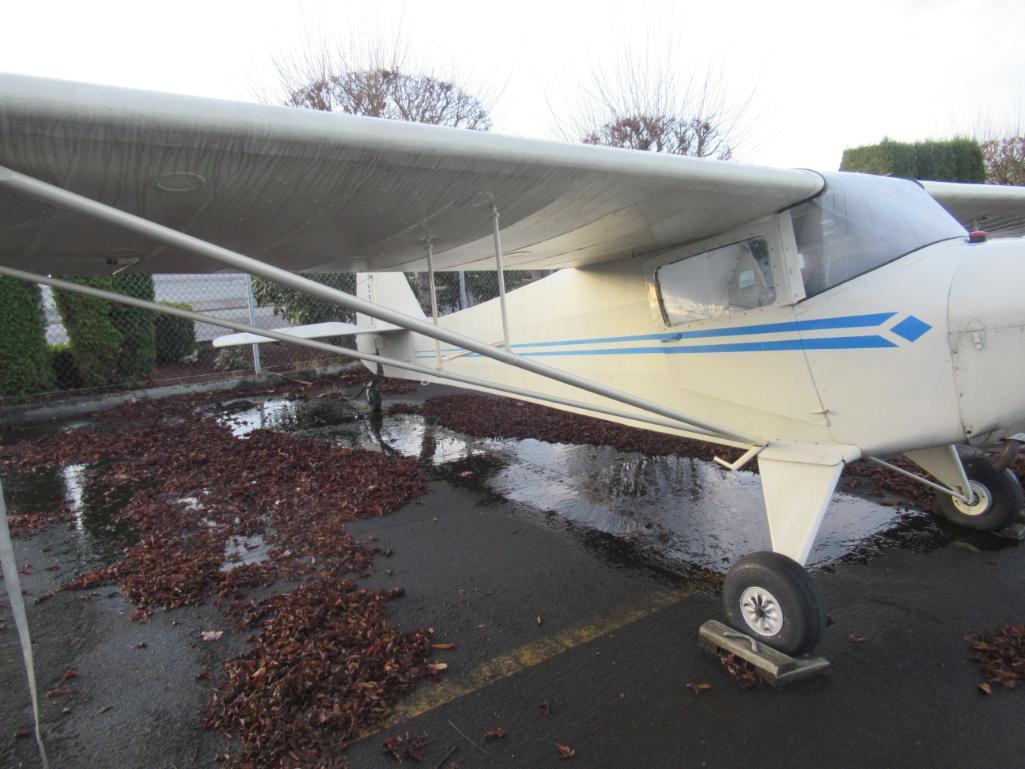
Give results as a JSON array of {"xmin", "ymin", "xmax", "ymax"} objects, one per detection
[
  {"xmin": 922, "ymin": 180, "xmax": 1025, "ymax": 237},
  {"xmin": 0, "ymin": 73, "xmax": 821, "ymax": 276}
]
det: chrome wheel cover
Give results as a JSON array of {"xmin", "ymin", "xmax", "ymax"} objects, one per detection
[{"xmin": 739, "ymin": 585, "xmax": 783, "ymax": 636}]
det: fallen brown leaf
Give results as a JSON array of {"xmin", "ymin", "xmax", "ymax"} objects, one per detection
[
  {"xmin": 557, "ymin": 743, "xmax": 575, "ymax": 760},
  {"xmin": 96, "ymin": 705, "xmax": 113, "ymax": 715},
  {"xmin": 62, "ymin": 670, "xmax": 79, "ymax": 681},
  {"xmin": 432, "ymin": 643, "xmax": 457, "ymax": 650},
  {"xmin": 687, "ymin": 682, "xmax": 712, "ymax": 695},
  {"xmin": 717, "ymin": 651, "xmax": 760, "ymax": 690},
  {"xmin": 45, "ymin": 687, "xmax": 72, "ymax": 698},
  {"xmin": 483, "ymin": 727, "xmax": 506, "ymax": 740},
  {"xmin": 979, "ymin": 682, "xmax": 993, "ymax": 695}
]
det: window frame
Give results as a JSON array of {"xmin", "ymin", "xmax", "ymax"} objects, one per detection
[
  {"xmin": 782, "ymin": 174, "xmax": 968, "ymax": 300},
  {"xmin": 643, "ymin": 212, "xmax": 804, "ymax": 329}
]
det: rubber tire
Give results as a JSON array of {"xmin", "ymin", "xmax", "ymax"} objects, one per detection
[
  {"xmin": 722, "ymin": 551, "xmax": 826, "ymax": 656},
  {"xmin": 933, "ymin": 456, "xmax": 1023, "ymax": 532}
]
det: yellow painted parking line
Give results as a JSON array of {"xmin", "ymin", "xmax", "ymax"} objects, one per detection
[{"xmin": 365, "ymin": 586, "xmax": 693, "ymax": 736}]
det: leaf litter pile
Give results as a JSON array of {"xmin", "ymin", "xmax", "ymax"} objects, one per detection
[
  {"xmin": 1, "ymin": 386, "xmax": 435, "ymax": 769},
  {"xmin": 966, "ymin": 626, "xmax": 1025, "ymax": 692}
]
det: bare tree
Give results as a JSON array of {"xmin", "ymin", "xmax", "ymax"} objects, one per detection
[
  {"xmin": 558, "ymin": 49, "xmax": 754, "ymax": 161},
  {"xmin": 257, "ymin": 35, "xmax": 496, "ymax": 318},
  {"xmin": 980, "ymin": 136, "xmax": 1025, "ymax": 186},
  {"xmin": 271, "ymin": 35, "xmax": 491, "ymax": 129}
]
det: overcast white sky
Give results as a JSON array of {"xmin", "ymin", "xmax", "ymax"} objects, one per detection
[{"xmin": 1, "ymin": 0, "xmax": 1022, "ymax": 170}]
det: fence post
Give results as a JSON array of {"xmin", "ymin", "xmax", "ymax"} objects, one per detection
[{"xmin": 244, "ymin": 273, "xmax": 262, "ymax": 375}]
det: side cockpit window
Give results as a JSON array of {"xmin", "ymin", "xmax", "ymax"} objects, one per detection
[{"xmin": 656, "ymin": 237, "xmax": 775, "ymax": 326}]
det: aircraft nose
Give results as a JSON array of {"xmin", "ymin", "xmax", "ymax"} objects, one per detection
[{"xmin": 948, "ymin": 238, "xmax": 1025, "ymax": 444}]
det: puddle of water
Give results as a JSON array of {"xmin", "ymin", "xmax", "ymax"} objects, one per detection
[
  {"xmin": 218, "ymin": 397, "xmax": 366, "ymax": 437},
  {"xmin": 215, "ymin": 396, "xmax": 959, "ymax": 573},
  {"xmin": 221, "ymin": 533, "xmax": 270, "ymax": 571},
  {"xmin": 62, "ymin": 463, "xmax": 138, "ymax": 565},
  {"xmin": 0, "ymin": 458, "xmax": 138, "ymax": 567}
]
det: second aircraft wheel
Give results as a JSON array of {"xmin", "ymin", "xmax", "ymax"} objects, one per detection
[
  {"xmin": 722, "ymin": 551, "xmax": 826, "ymax": 656},
  {"xmin": 933, "ymin": 456, "xmax": 1023, "ymax": 532}
]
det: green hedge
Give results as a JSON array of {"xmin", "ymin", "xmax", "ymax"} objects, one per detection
[
  {"xmin": 53, "ymin": 277, "xmax": 124, "ymax": 387},
  {"xmin": 840, "ymin": 138, "xmax": 985, "ymax": 182},
  {"xmin": 49, "ymin": 343, "xmax": 83, "ymax": 390},
  {"xmin": 155, "ymin": 302, "xmax": 196, "ymax": 364},
  {"xmin": 0, "ymin": 277, "xmax": 55, "ymax": 397},
  {"xmin": 52, "ymin": 275, "xmax": 160, "ymax": 387},
  {"xmin": 110, "ymin": 274, "xmax": 156, "ymax": 378}
]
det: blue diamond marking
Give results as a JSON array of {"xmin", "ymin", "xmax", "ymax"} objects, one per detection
[{"xmin": 891, "ymin": 315, "xmax": 932, "ymax": 342}]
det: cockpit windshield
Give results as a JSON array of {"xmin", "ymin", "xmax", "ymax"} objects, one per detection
[{"xmin": 790, "ymin": 172, "xmax": 966, "ymax": 297}]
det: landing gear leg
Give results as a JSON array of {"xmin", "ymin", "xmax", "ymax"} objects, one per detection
[
  {"xmin": 722, "ymin": 551, "xmax": 826, "ymax": 655},
  {"xmin": 718, "ymin": 451, "xmax": 844, "ymax": 655}
]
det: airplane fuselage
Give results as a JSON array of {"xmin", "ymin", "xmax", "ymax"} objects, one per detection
[{"xmin": 370, "ymin": 174, "xmax": 1025, "ymax": 461}]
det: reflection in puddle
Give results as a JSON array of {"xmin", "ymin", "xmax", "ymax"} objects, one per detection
[
  {"xmin": 220, "ymin": 397, "xmax": 367, "ymax": 437},
  {"xmin": 60, "ymin": 463, "xmax": 138, "ymax": 566},
  {"xmin": 63, "ymin": 463, "xmax": 88, "ymax": 520},
  {"xmin": 218, "ymin": 398, "xmax": 937, "ymax": 572}
]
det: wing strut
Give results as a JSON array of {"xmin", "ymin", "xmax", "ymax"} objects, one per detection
[
  {"xmin": 1, "ymin": 477, "xmax": 51, "ymax": 768},
  {"xmin": 0, "ymin": 165, "xmax": 755, "ymax": 445},
  {"xmin": 491, "ymin": 205, "xmax": 512, "ymax": 351},
  {"xmin": 425, "ymin": 237, "xmax": 442, "ymax": 370}
]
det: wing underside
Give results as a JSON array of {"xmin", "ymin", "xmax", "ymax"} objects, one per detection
[
  {"xmin": 0, "ymin": 74, "xmax": 822, "ymax": 276},
  {"xmin": 922, "ymin": 180, "xmax": 1025, "ymax": 238}
]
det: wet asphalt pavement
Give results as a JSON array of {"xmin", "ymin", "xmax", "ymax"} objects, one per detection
[{"xmin": 3, "ymin": 383, "xmax": 1025, "ymax": 768}]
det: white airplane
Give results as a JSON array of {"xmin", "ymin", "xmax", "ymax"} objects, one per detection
[{"xmin": 4, "ymin": 73, "xmax": 1025, "ymax": 657}]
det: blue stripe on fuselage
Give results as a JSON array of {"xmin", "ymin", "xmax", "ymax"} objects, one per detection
[
  {"xmin": 414, "ymin": 312, "xmax": 900, "ymax": 356},
  {"xmin": 414, "ymin": 334, "xmax": 897, "ymax": 359}
]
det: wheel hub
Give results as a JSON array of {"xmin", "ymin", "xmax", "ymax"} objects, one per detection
[
  {"xmin": 739, "ymin": 586, "xmax": 783, "ymax": 636},
  {"xmin": 952, "ymin": 480, "xmax": 992, "ymax": 516}
]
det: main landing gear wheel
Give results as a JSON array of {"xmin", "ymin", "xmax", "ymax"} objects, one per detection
[
  {"xmin": 933, "ymin": 456, "xmax": 1023, "ymax": 532},
  {"xmin": 722, "ymin": 551, "xmax": 826, "ymax": 656}
]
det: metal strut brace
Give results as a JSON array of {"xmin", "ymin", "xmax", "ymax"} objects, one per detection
[
  {"xmin": 424, "ymin": 237, "xmax": 442, "ymax": 370},
  {"xmin": 490, "ymin": 204, "xmax": 512, "ymax": 352},
  {"xmin": 0, "ymin": 166, "xmax": 753, "ymax": 444},
  {"xmin": 866, "ymin": 457, "xmax": 973, "ymax": 503},
  {"xmin": 0, "ymin": 477, "xmax": 51, "ymax": 768},
  {"xmin": 244, "ymin": 273, "xmax": 262, "ymax": 375},
  {"xmin": 0, "ymin": 266, "xmax": 752, "ymax": 449}
]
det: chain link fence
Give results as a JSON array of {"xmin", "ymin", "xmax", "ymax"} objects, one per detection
[{"xmin": 0, "ymin": 270, "xmax": 548, "ymax": 404}]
